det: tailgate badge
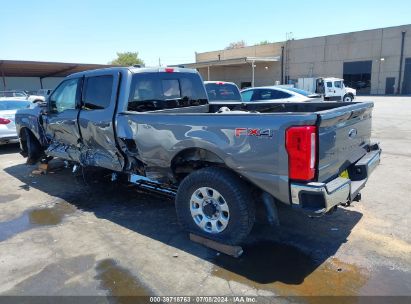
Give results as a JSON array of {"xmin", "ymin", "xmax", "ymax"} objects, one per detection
[{"xmin": 348, "ymin": 128, "xmax": 357, "ymax": 139}]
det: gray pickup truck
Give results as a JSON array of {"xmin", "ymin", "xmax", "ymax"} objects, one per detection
[{"xmin": 15, "ymin": 66, "xmax": 381, "ymax": 245}]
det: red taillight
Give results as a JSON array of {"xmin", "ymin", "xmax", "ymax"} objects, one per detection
[
  {"xmin": 165, "ymin": 68, "xmax": 174, "ymax": 73},
  {"xmin": 286, "ymin": 126, "xmax": 317, "ymax": 181},
  {"xmin": 0, "ymin": 118, "xmax": 11, "ymax": 125},
  {"xmin": 216, "ymin": 82, "xmax": 225, "ymax": 85}
]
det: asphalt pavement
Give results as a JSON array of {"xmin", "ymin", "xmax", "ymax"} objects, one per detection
[{"xmin": 0, "ymin": 96, "xmax": 410, "ymax": 302}]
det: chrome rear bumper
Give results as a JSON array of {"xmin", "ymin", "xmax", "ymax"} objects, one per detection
[
  {"xmin": 0, "ymin": 136, "xmax": 19, "ymax": 145},
  {"xmin": 290, "ymin": 144, "xmax": 381, "ymax": 214}
]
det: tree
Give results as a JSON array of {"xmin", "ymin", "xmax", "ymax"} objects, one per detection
[
  {"xmin": 225, "ymin": 40, "xmax": 247, "ymax": 50},
  {"xmin": 109, "ymin": 52, "xmax": 144, "ymax": 66},
  {"xmin": 257, "ymin": 40, "xmax": 271, "ymax": 45}
]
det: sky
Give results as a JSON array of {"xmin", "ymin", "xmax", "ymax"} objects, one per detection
[{"xmin": 2, "ymin": 0, "xmax": 410, "ymax": 66}]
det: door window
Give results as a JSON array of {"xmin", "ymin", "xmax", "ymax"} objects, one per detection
[
  {"xmin": 326, "ymin": 82, "xmax": 333, "ymax": 88},
  {"xmin": 251, "ymin": 89, "xmax": 272, "ymax": 101},
  {"xmin": 250, "ymin": 89, "xmax": 291, "ymax": 101},
  {"xmin": 334, "ymin": 81, "xmax": 342, "ymax": 88},
  {"xmin": 241, "ymin": 90, "xmax": 253, "ymax": 102},
  {"xmin": 83, "ymin": 75, "xmax": 113, "ymax": 109},
  {"xmin": 270, "ymin": 89, "xmax": 292, "ymax": 99},
  {"xmin": 49, "ymin": 78, "xmax": 80, "ymax": 113},
  {"xmin": 259, "ymin": 90, "xmax": 272, "ymax": 100}
]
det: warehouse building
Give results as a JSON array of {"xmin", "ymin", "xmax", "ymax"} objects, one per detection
[
  {"xmin": 0, "ymin": 60, "xmax": 114, "ymax": 91},
  {"xmin": 183, "ymin": 24, "xmax": 411, "ymax": 95}
]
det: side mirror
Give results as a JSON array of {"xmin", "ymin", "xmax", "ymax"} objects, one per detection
[{"xmin": 38, "ymin": 101, "xmax": 48, "ymax": 114}]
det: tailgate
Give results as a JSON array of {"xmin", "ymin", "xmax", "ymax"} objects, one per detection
[{"xmin": 317, "ymin": 102, "xmax": 374, "ymax": 182}]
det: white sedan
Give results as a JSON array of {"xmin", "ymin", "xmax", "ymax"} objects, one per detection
[
  {"xmin": 0, "ymin": 100, "xmax": 32, "ymax": 145},
  {"xmin": 0, "ymin": 90, "xmax": 45, "ymax": 103},
  {"xmin": 241, "ymin": 86, "xmax": 321, "ymax": 103}
]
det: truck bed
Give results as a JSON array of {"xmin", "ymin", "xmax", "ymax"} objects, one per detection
[
  {"xmin": 154, "ymin": 101, "xmax": 364, "ymax": 114},
  {"xmin": 116, "ymin": 101, "xmax": 374, "ymax": 204}
]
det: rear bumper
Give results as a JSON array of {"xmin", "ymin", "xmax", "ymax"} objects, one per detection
[
  {"xmin": 290, "ymin": 143, "xmax": 381, "ymax": 214},
  {"xmin": 0, "ymin": 135, "xmax": 19, "ymax": 145}
]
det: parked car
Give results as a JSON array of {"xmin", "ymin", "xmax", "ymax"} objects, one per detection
[
  {"xmin": 15, "ymin": 67, "xmax": 380, "ymax": 245},
  {"xmin": 36, "ymin": 89, "xmax": 53, "ymax": 98},
  {"xmin": 0, "ymin": 100, "xmax": 32, "ymax": 145},
  {"xmin": 207, "ymin": 86, "xmax": 322, "ymax": 112},
  {"xmin": 0, "ymin": 90, "xmax": 45, "ymax": 103},
  {"xmin": 241, "ymin": 86, "xmax": 321, "ymax": 103},
  {"xmin": 204, "ymin": 81, "xmax": 242, "ymax": 103}
]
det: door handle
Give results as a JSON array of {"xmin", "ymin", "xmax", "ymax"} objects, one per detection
[{"xmin": 95, "ymin": 122, "xmax": 110, "ymax": 128}]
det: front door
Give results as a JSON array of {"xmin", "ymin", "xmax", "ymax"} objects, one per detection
[
  {"xmin": 325, "ymin": 80, "xmax": 343, "ymax": 101},
  {"xmin": 45, "ymin": 77, "xmax": 82, "ymax": 160},
  {"xmin": 385, "ymin": 77, "xmax": 395, "ymax": 95},
  {"xmin": 78, "ymin": 71, "xmax": 124, "ymax": 171}
]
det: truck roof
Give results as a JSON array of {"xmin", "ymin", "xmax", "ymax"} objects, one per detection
[
  {"xmin": 67, "ymin": 66, "xmax": 199, "ymax": 78},
  {"xmin": 204, "ymin": 81, "xmax": 237, "ymax": 85},
  {"xmin": 321, "ymin": 77, "xmax": 344, "ymax": 81}
]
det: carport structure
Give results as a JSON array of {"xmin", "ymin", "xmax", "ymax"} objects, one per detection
[
  {"xmin": 180, "ymin": 56, "xmax": 281, "ymax": 87},
  {"xmin": 0, "ymin": 60, "xmax": 116, "ymax": 90}
]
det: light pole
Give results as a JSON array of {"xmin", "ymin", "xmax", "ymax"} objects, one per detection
[{"xmin": 251, "ymin": 61, "xmax": 256, "ymax": 87}]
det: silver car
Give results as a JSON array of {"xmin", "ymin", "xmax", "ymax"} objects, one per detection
[
  {"xmin": 0, "ymin": 100, "xmax": 32, "ymax": 145},
  {"xmin": 241, "ymin": 86, "xmax": 322, "ymax": 103}
]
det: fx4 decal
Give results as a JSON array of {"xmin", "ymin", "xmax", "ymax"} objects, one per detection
[{"xmin": 235, "ymin": 128, "xmax": 274, "ymax": 138}]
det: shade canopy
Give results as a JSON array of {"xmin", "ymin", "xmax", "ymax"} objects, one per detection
[{"xmin": 0, "ymin": 60, "xmax": 117, "ymax": 78}]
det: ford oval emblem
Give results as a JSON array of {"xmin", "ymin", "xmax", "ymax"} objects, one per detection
[{"xmin": 348, "ymin": 128, "xmax": 357, "ymax": 139}]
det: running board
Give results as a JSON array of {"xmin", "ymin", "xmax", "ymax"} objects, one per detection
[{"xmin": 128, "ymin": 173, "xmax": 177, "ymax": 198}]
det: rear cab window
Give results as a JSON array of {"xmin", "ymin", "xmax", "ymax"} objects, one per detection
[
  {"xmin": 205, "ymin": 83, "xmax": 241, "ymax": 102},
  {"xmin": 128, "ymin": 72, "xmax": 208, "ymax": 111}
]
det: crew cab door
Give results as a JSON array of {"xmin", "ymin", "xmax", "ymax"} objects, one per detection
[
  {"xmin": 45, "ymin": 77, "xmax": 82, "ymax": 160},
  {"xmin": 325, "ymin": 80, "xmax": 343, "ymax": 101},
  {"xmin": 78, "ymin": 71, "xmax": 124, "ymax": 171}
]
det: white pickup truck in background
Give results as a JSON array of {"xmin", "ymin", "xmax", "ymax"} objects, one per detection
[
  {"xmin": 0, "ymin": 90, "xmax": 46, "ymax": 103},
  {"xmin": 297, "ymin": 77, "xmax": 357, "ymax": 102}
]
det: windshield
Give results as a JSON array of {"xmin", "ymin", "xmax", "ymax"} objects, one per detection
[
  {"xmin": 0, "ymin": 100, "xmax": 31, "ymax": 110},
  {"xmin": 205, "ymin": 83, "xmax": 241, "ymax": 102}
]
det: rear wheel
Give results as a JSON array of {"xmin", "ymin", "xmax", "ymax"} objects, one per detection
[{"xmin": 175, "ymin": 167, "xmax": 255, "ymax": 245}]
